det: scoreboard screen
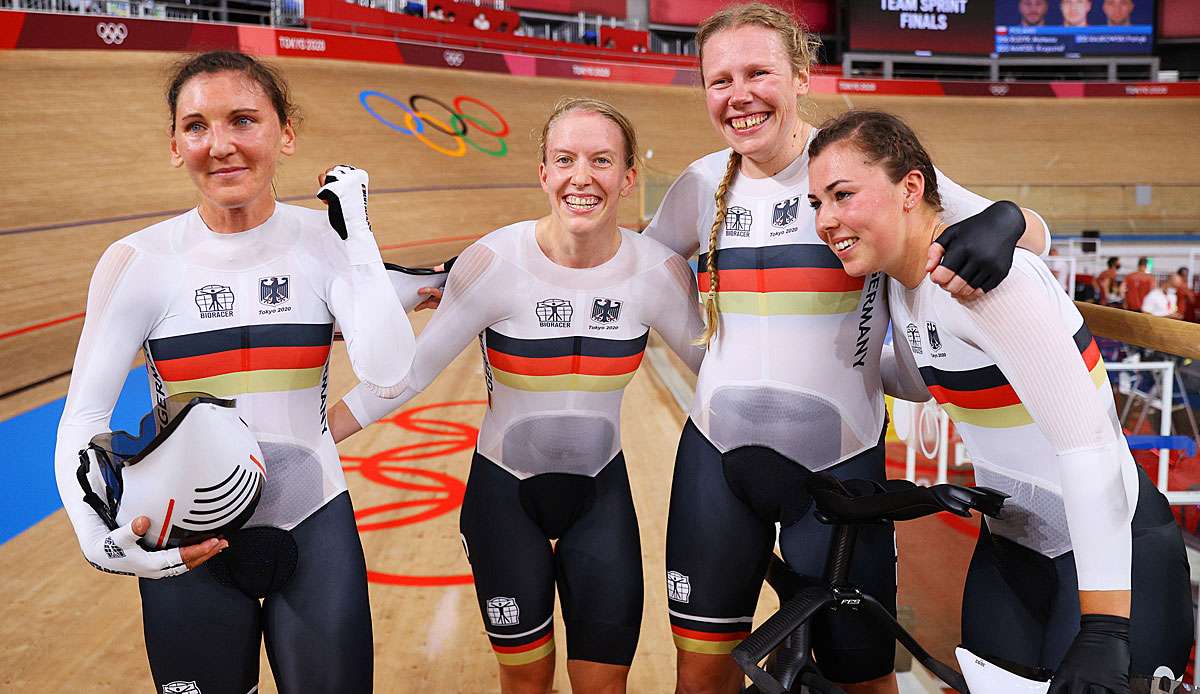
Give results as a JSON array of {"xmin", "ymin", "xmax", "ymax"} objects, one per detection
[
  {"xmin": 849, "ymin": 0, "xmax": 997, "ymax": 55},
  {"xmin": 995, "ymin": 0, "xmax": 1156, "ymax": 56}
]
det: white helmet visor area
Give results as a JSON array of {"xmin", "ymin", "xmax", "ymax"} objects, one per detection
[
  {"xmin": 76, "ymin": 393, "xmax": 266, "ymax": 550},
  {"xmin": 956, "ymin": 647, "xmax": 1192, "ymax": 694},
  {"xmin": 955, "ymin": 647, "xmax": 1051, "ymax": 693}
]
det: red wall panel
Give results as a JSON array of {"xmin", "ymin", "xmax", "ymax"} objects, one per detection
[
  {"xmin": 307, "ymin": 0, "xmax": 520, "ymax": 34},
  {"xmin": 649, "ymin": 0, "xmax": 832, "ymax": 33},
  {"xmin": 508, "ymin": 0, "xmax": 627, "ymax": 18},
  {"xmin": 1159, "ymin": 0, "xmax": 1200, "ymax": 38},
  {"xmin": 599, "ymin": 26, "xmax": 648, "ymax": 51}
]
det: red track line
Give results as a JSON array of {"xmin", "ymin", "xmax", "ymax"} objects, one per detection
[{"xmin": 0, "ymin": 311, "xmax": 85, "ymax": 341}]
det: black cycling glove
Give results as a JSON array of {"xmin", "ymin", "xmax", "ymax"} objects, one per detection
[
  {"xmin": 934, "ymin": 200, "xmax": 1026, "ymax": 293},
  {"xmin": 1047, "ymin": 614, "xmax": 1132, "ymax": 694}
]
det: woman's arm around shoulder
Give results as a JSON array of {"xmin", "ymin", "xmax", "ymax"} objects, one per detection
[
  {"xmin": 641, "ymin": 159, "xmax": 714, "ymax": 260},
  {"xmin": 333, "ymin": 242, "xmax": 508, "ymax": 442},
  {"xmin": 644, "ymin": 252, "xmax": 705, "ymax": 373}
]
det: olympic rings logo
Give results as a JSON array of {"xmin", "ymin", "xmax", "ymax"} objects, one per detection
[
  {"xmin": 96, "ymin": 22, "xmax": 128, "ymax": 45},
  {"xmin": 359, "ymin": 91, "xmax": 510, "ymax": 159}
]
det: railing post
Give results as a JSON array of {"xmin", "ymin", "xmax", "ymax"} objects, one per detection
[
  {"xmin": 936, "ymin": 409, "xmax": 949, "ymax": 484},
  {"xmin": 1159, "ymin": 361, "xmax": 1174, "ymax": 492}
]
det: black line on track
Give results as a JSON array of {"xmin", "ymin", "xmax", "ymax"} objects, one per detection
[
  {"xmin": 0, "ymin": 182, "xmax": 541, "ymax": 236},
  {"xmin": 2, "ymin": 369, "xmax": 72, "ymax": 400}
]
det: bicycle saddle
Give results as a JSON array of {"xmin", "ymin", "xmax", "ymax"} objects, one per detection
[{"xmin": 808, "ymin": 475, "xmax": 1007, "ymax": 525}]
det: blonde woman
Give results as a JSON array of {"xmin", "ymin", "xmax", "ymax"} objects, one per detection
[{"xmin": 329, "ymin": 99, "xmax": 705, "ymax": 694}]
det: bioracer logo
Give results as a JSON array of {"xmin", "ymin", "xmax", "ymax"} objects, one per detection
[
  {"xmin": 535, "ymin": 299, "xmax": 573, "ymax": 327},
  {"xmin": 667, "ymin": 571, "xmax": 691, "ymax": 603}
]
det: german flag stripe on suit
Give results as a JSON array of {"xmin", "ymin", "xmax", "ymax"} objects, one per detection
[
  {"xmin": 484, "ymin": 328, "xmax": 648, "ymax": 392},
  {"xmin": 670, "ymin": 624, "xmax": 751, "ymax": 655},
  {"xmin": 920, "ymin": 324, "xmax": 1105, "ymax": 429},
  {"xmin": 146, "ymin": 323, "xmax": 333, "ymax": 397},
  {"xmin": 697, "ymin": 244, "xmax": 864, "ymax": 316},
  {"xmin": 488, "ymin": 630, "xmax": 555, "ymax": 666}
]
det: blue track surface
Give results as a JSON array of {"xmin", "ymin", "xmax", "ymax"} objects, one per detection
[{"xmin": 0, "ymin": 368, "xmax": 150, "ymax": 545}]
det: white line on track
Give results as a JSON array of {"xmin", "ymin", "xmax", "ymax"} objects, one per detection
[{"xmin": 424, "ymin": 586, "xmax": 462, "ymax": 658}]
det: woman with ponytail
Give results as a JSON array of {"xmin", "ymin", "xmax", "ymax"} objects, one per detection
[{"xmin": 642, "ymin": 4, "xmax": 1052, "ymax": 693}]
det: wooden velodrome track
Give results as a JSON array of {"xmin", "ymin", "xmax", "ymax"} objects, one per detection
[{"xmin": 1, "ymin": 50, "xmax": 1198, "ymax": 691}]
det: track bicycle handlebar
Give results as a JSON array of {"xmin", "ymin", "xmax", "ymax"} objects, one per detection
[{"xmin": 733, "ymin": 476, "xmax": 1009, "ymax": 694}]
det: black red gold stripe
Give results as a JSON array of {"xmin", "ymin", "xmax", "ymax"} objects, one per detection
[
  {"xmin": 921, "ymin": 324, "xmax": 1104, "ymax": 428},
  {"xmin": 484, "ymin": 329, "xmax": 648, "ymax": 392},
  {"xmin": 488, "ymin": 630, "xmax": 555, "ymax": 666},
  {"xmin": 670, "ymin": 624, "xmax": 750, "ymax": 655},
  {"xmin": 696, "ymin": 244, "xmax": 864, "ymax": 315},
  {"xmin": 146, "ymin": 323, "xmax": 333, "ymax": 396}
]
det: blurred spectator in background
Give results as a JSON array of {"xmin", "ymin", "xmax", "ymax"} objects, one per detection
[
  {"xmin": 428, "ymin": 4, "xmax": 444, "ymax": 20},
  {"xmin": 1172, "ymin": 268, "xmax": 1195, "ymax": 321},
  {"xmin": 446, "ymin": 10, "xmax": 456, "ymax": 22},
  {"xmin": 1061, "ymin": 0, "xmax": 1092, "ymax": 26},
  {"xmin": 1103, "ymin": 0, "xmax": 1135, "ymax": 25},
  {"xmin": 1123, "ymin": 257, "xmax": 1155, "ymax": 311},
  {"xmin": 1020, "ymin": 0, "xmax": 1049, "ymax": 26},
  {"xmin": 1141, "ymin": 277, "xmax": 1181, "ymax": 319},
  {"xmin": 604, "ymin": 37, "xmax": 616, "ymax": 48},
  {"xmin": 514, "ymin": 23, "xmax": 527, "ymax": 36},
  {"xmin": 473, "ymin": 12, "xmax": 490, "ymax": 31},
  {"xmin": 1094, "ymin": 256, "xmax": 1121, "ymax": 306},
  {"xmin": 1047, "ymin": 247, "xmax": 1069, "ymax": 290},
  {"xmin": 497, "ymin": 21, "xmax": 509, "ymax": 33}
]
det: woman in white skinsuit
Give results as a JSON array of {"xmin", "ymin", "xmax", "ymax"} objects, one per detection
[
  {"xmin": 54, "ymin": 51, "xmax": 414, "ymax": 694},
  {"xmin": 807, "ymin": 108, "xmax": 1191, "ymax": 694},
  {"xmin": 329, "ymin": 98, "xmax": 706, "ymax": 694}
]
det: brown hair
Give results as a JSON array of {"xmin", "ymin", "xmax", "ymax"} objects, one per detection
[
  {"xmin": 167, "ymin": 51, "xmax": 299, "ymax": 133},
  {"xmin": 537, "ymin": 97, "xmax": 639, "ymax": 170},
  {"xmin": 694, "ymin": 2, "xmax": 821, "ymax": 345},
  {"xmin": 808, "ymin": 110, "xmax": 942, "ymax": 210}
]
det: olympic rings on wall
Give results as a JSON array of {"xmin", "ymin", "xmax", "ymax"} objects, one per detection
[{"xmin": 359, "ymin": 90, "xmax": 510, "ymax": 159}]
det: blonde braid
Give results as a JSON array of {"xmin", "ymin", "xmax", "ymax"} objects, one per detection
[{"xmin": 696, "ymin": 150, "xmax": 741, "ymax": 346}]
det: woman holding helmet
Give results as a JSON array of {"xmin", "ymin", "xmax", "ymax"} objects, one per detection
[{"xmin": 54, "ymin": 50, "xmax": 414, "ymax": 693}]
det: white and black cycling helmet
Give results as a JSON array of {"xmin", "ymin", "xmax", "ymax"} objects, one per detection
[{"xmin": 76, "ymin": 393, "xmax": 265, "ymax": 550}]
